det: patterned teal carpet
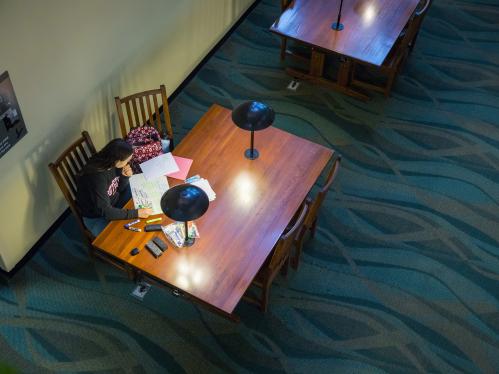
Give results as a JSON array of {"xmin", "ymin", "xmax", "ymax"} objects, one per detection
[{"xmin": 1, "ymin": 0, "xmax": 499, "ymax": 372}]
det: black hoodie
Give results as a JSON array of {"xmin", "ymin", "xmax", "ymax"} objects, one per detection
[{"xmin": 76, "ymin": 167, "xmax": 138, "ymax": 220}]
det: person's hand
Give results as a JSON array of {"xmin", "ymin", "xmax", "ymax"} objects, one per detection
[
  {"xmin": 122, "ymin": 164, "xmax": 133, "ymax": 177},
  {"xmin": 138, "ymin": 208, "xmax": 153, "ymax": 218}
]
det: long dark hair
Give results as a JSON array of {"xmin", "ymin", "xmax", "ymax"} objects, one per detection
[{"xmin": 82, "ymin": 139, "xmax": 133, "ymax": 174}]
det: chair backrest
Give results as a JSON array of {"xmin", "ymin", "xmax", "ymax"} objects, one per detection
[
  {"xmin": 305, "ymin": 155, "xmax": 341, "ymax": 229},
  {"xmin": 413, "ymin": 0, "xmax": 432, "ymax": 29},
  {"xmin": 399, "ymin": 0, "xmax": 432, "ymax": 51},
  {"xmin": 114, "ymin": 84, "xmax": 173, "ymax": 140},
  {"xmin": 48, "ymin": 131, "xmax": 97, "ymax": 243},
  {"xmin": 415, "ymin": 0, "xmax": 432, "ymax": 16},
  {"xmin": 268, "ymin": 203, "xmax": 308, "ymax": 271},
  {"xmin": 281, "ymin": 0, "xmax": 291, "ymax": 11}
]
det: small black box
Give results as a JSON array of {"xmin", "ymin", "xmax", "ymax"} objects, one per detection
[
  {"xmin": 144, "ymin": 224, "xmax": 162, "ymax": 232},
  {"xmin": 152, "ymin": 236, "xmax": 168, "ymax": 251},
  {"xmin": 145, "ymin": 240, "xmax": 162, "ymax": 258}
]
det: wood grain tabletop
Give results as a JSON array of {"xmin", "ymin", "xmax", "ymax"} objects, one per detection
[{"xmin": 270, "ymin": 0, "xmax": 420, "ymax": 66}]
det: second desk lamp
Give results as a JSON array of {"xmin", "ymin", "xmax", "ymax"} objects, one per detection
[{"xmin": 232, "ymin": 101, "xmax": 275, "ymax": 160}]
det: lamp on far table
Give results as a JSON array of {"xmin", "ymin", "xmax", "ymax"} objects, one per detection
[
  {"xmin": 332, "ymin": 0, "xmax": 345, "ymax": 31},
  {"xmin": 160, "ymin": 184, "xmax": 209, "ymax": 247},
  {"xmin": 232, "ymin": 101, "xmax": 275, "ymax": 160}
]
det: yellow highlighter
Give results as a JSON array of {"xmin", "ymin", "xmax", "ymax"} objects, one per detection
[{"xmin": 146, "ymin": 217, "xmax": 162, "ymax": 223}]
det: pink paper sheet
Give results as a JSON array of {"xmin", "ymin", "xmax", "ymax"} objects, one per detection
[{"xmin": 166, "ymin": 156, "xmax": 193, "ymax": 180}]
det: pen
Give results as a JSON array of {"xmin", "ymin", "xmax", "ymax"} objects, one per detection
[
  {"xmin": 124, "ymin": 219, "xmax": 140, "ymax": 228},
  {"xmin": 126, "ymin": 227, "xmax": 141, "ymax": 232},
  {"xmin": 146, "ymin": 217, "xmax": 162, "ymax": 223}
]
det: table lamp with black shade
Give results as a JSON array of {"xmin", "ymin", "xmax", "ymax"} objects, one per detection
[
  {"xmin": 232, "ymin": 101, "xmax": 275, "ymax": 160},
  {"xmin": 160, "ymin": 184, "xmax": 209, "ymax": 247}
]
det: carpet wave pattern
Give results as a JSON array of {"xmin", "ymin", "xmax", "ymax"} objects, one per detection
[{"xmin": 1, "ymin": 0, "xmax": 498, "ymax": 372}]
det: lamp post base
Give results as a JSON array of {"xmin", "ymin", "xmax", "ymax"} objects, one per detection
[
  {"xmin": 244, "ymin": 148, "xmax": 259, "ymax": 160},
  {"xmin": 331, "ymin": 22, "xmax": 344, "ymax": 31},
  {"xmin": 183, "ymin": 236, "xmax": 195, "ymax": 247}
]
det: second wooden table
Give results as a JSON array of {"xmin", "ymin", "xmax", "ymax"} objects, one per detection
[{"xmin": 270, "ymin": 0, "xmax": 420, "ymax": 99}]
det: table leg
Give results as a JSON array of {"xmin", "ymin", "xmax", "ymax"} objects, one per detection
[
  {"xmin": 310, "ymin": 49, "xmax": 325, "ymax": 77},
  {"xmin": 337, "ymin": 57, "xmax": 352, "ymax": 87}
]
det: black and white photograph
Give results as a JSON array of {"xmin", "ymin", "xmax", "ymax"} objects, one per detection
[{"xmin": 0, "ymin": 70, "xmax": 27, "ymax": 159}]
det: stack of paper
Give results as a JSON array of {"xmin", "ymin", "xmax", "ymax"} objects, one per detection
[
  {"xmin": 190, "ymin": 178, "xmax": 216, "ymax": 201},
  {"xmin": 161, "ymin": 222, "xmax": 199, "ymax": 247},
  {"xmin": 167, "ymin": 156, "xmax": 193, "ymax": 180},
  {"xmin": 139, "ymin": 153, "xmax": 179, "ymax": 180}
]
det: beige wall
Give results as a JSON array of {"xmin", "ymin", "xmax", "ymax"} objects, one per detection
[{"xmin": 0, "ymin": 0, "xmax": 253, "ymax": 272}]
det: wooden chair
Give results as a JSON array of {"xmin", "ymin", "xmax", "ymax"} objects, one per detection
[
  {"xmin": 48, "ymin": 131, "xmax": 131, "ymax": 274},
  {"xmin": 49, "ymin": 131, "xmax": 97, "ymax": 249},
  {"xmin": 114, "ymin": 84, "xmax": 174, "ymax": 150},
  {"xmin": 350, "ymin": 0, "xmax": 432, "ymax": 96},
  {"xmin": 292, "ymin": 155, "xmax": 341, "ymax": 270},
  {"xmin": 243, "ymin": 203, "xmax": 308, "ymax": 312},
  {"xmin": 408, "ymin": 0, "xmax": 433, "ymax": 53}
]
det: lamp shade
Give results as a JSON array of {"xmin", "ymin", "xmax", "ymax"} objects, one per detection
[
  {"xmin": 232, "ymin": 101, "xmax": 275, "ymax": 131},
  {"xmin": 160, "ymin": 184, "xmax": 209, "ymax": 222}
]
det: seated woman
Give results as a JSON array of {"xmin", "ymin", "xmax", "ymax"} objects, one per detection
[{"xmin": 76, "ymin": 138, "xmax": 152, "ymax": 236}]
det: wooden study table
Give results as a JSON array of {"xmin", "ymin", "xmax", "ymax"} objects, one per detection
[
  {"xmin": 270, "ymin": 0, "xmax": 420, "ymax": 99},
  {"xmin": 93, "ymin": 104, "xmax": 333, "ymax": 320}
]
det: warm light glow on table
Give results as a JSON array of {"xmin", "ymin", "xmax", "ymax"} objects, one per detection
[{"xmin": 233, "ymin": 172, "xmax": 258, "ymax": 208}]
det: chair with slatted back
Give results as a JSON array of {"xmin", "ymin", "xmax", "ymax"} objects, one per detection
[
  {"xmin": 292, "ymin": 155, "xmax": 341, "ymax": 270},
  {"xmin": 243, "ymin": 203, "xmax": 308, "ymax": 312},
  {"xmin": 48, "ymin": 131, "xmax": 131, "ymax": 274},
  {"xmin": 350, "ymin": 0, "xmax": 432, "ymax": 96},
  {"xmin": 49, "ymin": 131, "xmax": 96, "ymax": 249},
  {"xmin": 115, "ymin": 84, "xmax": 174, "ymax": 150}
]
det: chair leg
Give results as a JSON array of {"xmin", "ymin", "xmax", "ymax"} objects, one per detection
[
  {"xmin": 87, "ymin": 246, "xmax": 96, "ymax": 258},
  {"xmin": 281, "ymin": 257, "xmax": 289, "ymax": 277},
  {"xmin": 126, "ymin": 266, "xmax": 138, "ymax": 281},
  {"xmin": 310, "ymin": 218, "xmax": 318, "ymax": 238},
  {"xmin": 261, "ymin": 285, "xmax": 270, "ymax": 313},
  {"xmin": 385, "ymin": 69, "xmax": 397, "ymax": 97},
  {"xmin": 409, "ymin": 31, "xmax": 420, "ymax": 53},
  {"xmin": 87, "ymin": 242, "xmax": 99, "ymax": 260},
  {"xmin": 291, "ymin": 229, "xmax": 305, "ymax": 270},
  {"xmin": 350, "ymin": 61, "xmax": 356, "ymax": 82},
  {"xmin": 280, "ymin": 37, "xmax": 287, "ymax": 61}
]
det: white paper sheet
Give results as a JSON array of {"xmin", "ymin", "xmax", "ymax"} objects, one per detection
[
  {"xmin": 139, "ymin": 153, "xmax": 179, "ymax": 180},
  {"xmin": 129, "ymin": 173, "xmax": 169, "ymax": 214},
  {"xmin": 190, "ymin": 178, "xmax": 216, "ymax": 201}
]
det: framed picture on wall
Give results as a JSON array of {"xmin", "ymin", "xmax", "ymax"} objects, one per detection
[{"xmin": 0, "ymin": 71, "xmax": 28, "ymax": 159}]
